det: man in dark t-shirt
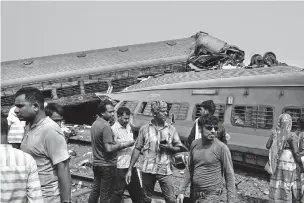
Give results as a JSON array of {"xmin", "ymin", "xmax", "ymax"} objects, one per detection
[
  {"xmin": 177, "ymin": 115, "xmax": 235, "ymax": 203},
  {"xmin": 88, "ymin": 100, "xmax": 134, "ymax": 203}
]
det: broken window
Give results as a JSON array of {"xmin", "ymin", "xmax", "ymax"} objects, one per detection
[
  {"xmin": 119, "ymin": 101, "xmax": 139, "ymax": 113},
  {"xmin": 194, "ymin": 104, "xmax": 225, "ymax": 123},
  {"xmin": 231, "ymin": 105, "xmax": 273, "ymax": 129},
  {"xmin": 283, "ymin": 107, "xmax": 304, "ymax": 131}
]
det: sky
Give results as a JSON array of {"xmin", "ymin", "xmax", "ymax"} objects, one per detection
[{"xmin": 1, "ymin": 1, "xmax": 304, "ymax": 67}]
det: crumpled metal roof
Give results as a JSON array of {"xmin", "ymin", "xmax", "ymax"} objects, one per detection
[
  {"xmin": 124, "ymin": 66, "xmax": 304, "ymax": 91},
  {"xmin": 1, "ymin": 38, "xmax": 193, "ymax": 85}
]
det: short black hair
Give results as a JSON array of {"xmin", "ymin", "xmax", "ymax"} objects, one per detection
[
  {"xmin": 97, "ymin": 99, "xmax": 113, "ymax": 116},
  {"xmin": 198, "ymin": 115, "xmax": 218, "ymax": 128},
  {"xmin": 201, "ymin": 100, "xmax": 216, "ymax": 115},
  {"xmin": 298, "ymin": 117, "xmax": 304, "ymax": 130},
  {"xmin": 15, "ymin": 87, "xmax": 44, "ymax": 109},
  {"xmin": 117, "ymin": 107, "xmax": 131, "ymax": 117},
  {"xmin": 45, "ymin": 103, "xmax": 64, "ymax": 117},
  {"xmin": 1, "ymin": 117, "xmax": 9, "ymax": 136}
]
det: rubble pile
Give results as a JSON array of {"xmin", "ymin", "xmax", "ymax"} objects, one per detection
[
  {"xmin": 187, "ymin": 31, "xmax": 245, "ymax": 71},
  {"xmin": 187, "ymin": 31, "xmax": 288, "ymax": 71}
]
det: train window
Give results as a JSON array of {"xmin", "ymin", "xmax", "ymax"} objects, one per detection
[
  {"xmin": 283, "ymin": 107, "xmax": 304, "ymax": 132},
  {"xmin": 169, "ymin": 102, "xmax": 189, "ymax": 120},
  {"xmin": 138, "ymin": 102, "xmax": 152, "ymax": 116},
  {"xmin": 1, "ymin": 95, "xmax": 15, "ymax": 107},
  {"xmin": 231, "ymin": 105, "xmax": 273, "ymax": 129},
  {"xmin": 138, "ymin": 101, "xmax": 189, "ymax": 120},
  {"xmin": 193, "ymin": 103, "xmax": 226, "ymax": 123},
  {"xmin": 42, "ymin": 90, "xmax": 52, "ymax": 100},
  {"xmin": 84, "ymin": 81, "xmax": 108, "ymax": 94},
  {"xmin": 56, "ymin": 85, "xmax": 81, "ymax": 98},
  {"xmin": 113, "ymin": 100, "xmax": 120, "ymax": 107},
  {"xmin": 119, "ymin": 100, "xmax": 139, "ymax": 113}
]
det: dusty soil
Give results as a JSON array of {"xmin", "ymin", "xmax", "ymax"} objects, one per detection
[{"xmin": 69, "ymin": 143, "xmax": 270, "ymax": 203}]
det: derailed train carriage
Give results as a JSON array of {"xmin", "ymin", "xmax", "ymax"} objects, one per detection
[
  {"xmin": 1, "ymin": 37, "xmax": 193, "ymax": 117},
  {"xmin": 105, "ymin": 66, "xmax": 304, "ymax": 169},
  {"xmin": 1, "ymin": 32, "xmax": 302, "ymax": 169}
]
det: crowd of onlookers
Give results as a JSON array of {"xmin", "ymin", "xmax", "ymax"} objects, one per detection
[{"xmin": 1, "ymin": 86, "xmax": 303, "ymax": 203}]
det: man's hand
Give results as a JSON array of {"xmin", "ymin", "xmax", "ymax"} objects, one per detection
[
  {"xmin": 125, "ymin": 140, "xmax": 135, "ymax": 148},
  {"xmin": 176, "ymin": 194, "xmax": 184, "ymax": 203},
  {"xmin": 125, "ymin": 170, "xmax": 132, "ymax": 185},
  {"xmin": 159, "ymin": 144, "xmax": 172, "ymax": 151}
]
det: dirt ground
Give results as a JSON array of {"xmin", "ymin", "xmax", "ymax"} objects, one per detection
[{"xmin": 69, "ymin": 143, "xmax": 270, "ymax": 203}]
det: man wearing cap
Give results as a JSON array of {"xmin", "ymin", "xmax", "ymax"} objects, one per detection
[{"xmin": 126, "ymin": 100, "xmax": 185, "ymax": 203}]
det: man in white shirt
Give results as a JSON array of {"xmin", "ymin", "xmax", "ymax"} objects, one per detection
[{"xmin": 111, "ymin": 107, "xmax": 142, "ymax": 203}]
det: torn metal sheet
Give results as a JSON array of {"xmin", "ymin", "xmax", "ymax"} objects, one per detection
[{"xmin": 187, "ymin": 31, "xmax": 245, "ymax": 70}]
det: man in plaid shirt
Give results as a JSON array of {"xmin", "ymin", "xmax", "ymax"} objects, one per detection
[{"xmin": 126, "ymin": 100, "xmax": 184, "ymax": 203}]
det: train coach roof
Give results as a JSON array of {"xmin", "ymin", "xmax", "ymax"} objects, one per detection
[
  {"xmin": 1, "ymin": 38, "xmax": 193, "ymax": 87},
  {"xmin": 123, "ymin": 66, "xmax": 304, "ymax": 91}
]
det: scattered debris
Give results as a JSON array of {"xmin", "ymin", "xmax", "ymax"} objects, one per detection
[{"xmin": 187, "ymin": 31, "xmax": 245, "ymax": 71}]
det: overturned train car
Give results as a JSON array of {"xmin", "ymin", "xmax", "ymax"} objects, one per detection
[{"xmin": 105, "ymin": 66, "xmax": 304, "ymax": 169}]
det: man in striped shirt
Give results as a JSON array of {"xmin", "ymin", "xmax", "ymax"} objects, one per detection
[
  {"xmin": 111, "ymin": 107, "xmax": 142, "ymax": 203},
  {"xmin": 7, "ymin": 106, "xmax": 26, "ymax": 149},
  {"xmin": 1, "ymin": 116, "xmax": 44, "ymax": 203}
]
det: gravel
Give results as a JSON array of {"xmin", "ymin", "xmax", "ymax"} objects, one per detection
[{"xmin": 69, "ymin": 144, "xmax": 270, "ymax": 203}]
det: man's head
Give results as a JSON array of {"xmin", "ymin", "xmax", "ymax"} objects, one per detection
[
  {"xmin": 117, "ymin": 107, "xmax": 131, "ymax": 127},
  {"xmin": 14, "ymin": 87, "xmax": 44, "ymax": 121},
  {"xmin": 97, "ymin": 99, "xmax": 114, "ymax": 121},
  {"xmin": 1, "ymin": 115, "xmax": 9, "ymax": 144},
  {"xmin": 45, "ymin": 103, "xmax": 64, "ymax": 125},
  {"xmin": 200, "ymin": 100, "xmax": 216, "ymax": 117},
  {"xmin": 151, "ymin": 100, "xmax": 168, "ymax": 122},
  {"xmin": 198, "ymin": 115, "xmax": 219, "ymax": 141},
  {"xmin": 297, "ymin": 117, "xmax": 304, "ymax": 131}
]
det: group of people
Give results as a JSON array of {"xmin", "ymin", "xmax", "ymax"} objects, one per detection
[
  {"xmin": 266, "ymin": 114, "xmax": 304, "ymax": 203},
  {"xmin": 87, "ymin": 98, "xmax": 235, "ymax": 203},
  {"xmin": 2, "ymin": 85, "xmax": 302, "ymax": 203},
  {"xmin": 1, "ymin": 87, "xmax": 72, "ymax": 203},
  {"xmin": 0, "ymin": 85, "xmax": 236, "ymax": 203}
]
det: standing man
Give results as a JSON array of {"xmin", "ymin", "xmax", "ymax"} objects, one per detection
[
  {"xmin": 126, "ymin": 100, "xmax": 185, "ymax": 203},
  {"xmin": 45, "ymin": 103, "xmax": 76, "ymax": 142},
  {"xmin": 177, "ymin": 115, "xmax": 235, "ymax": 203},
  {"xmin": 188, "ymin": 100, "xmax": 228, "ymax": 147},
  {"xmin": 111, "ymin": 107, "xmax": 142, "ymax": 203},
  {"xmin": 7, "ymin": 106, "xmax": 26, "ymax": 149},
  {"xmin": 1, "ymin": 116, "xmax": 44, "ymax": 203},
  {"xmin": 14, "ymin": 87, "xmax": 71, "ymax": 203},
  {"xmin": 88, "ymin": 100, "xmax": 134, "ymax": 203}
]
